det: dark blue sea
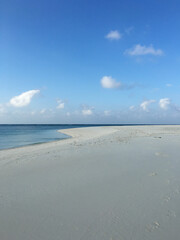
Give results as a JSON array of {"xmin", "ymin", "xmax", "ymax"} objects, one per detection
[{"xmin": 0, "ymin": 124, "xmax": 129, "ymax": 150}]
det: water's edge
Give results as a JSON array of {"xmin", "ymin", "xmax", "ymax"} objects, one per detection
[{"xmin": 0, "ymin": 124, "xmax": 178, "ymax": 150}]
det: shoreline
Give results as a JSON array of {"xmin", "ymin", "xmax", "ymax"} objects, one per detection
[
  {"xmin": 1, "ymin": 124, "xmax": 180, "ymax": 152},
  {"xmin": 0, "ymin": 132, "xmax": 71, "ymax": 152}
]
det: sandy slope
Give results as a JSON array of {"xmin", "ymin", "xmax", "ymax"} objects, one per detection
[{"xmin": 0, "ymin": 125, "xmax": 180, "ymax": 240}]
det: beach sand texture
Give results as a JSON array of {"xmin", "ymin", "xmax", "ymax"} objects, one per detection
[{"xmin": 0, "ymin": 125, "xmax": 180, "ymax": 240}]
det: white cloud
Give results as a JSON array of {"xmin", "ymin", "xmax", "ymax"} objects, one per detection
[
  {"xmin": 159, "ymin": 98, "xmax": 170, "ymax": 110},
  {"xmin": 9, "ymin": 90, "xmax": 40, "ymax": 107},
  {"xmin": 81, "ymin": 106, "xmax": 94, "ymax": 116},
  {"xmin": 105, "ymin": 30, "xmax": 122, "ymax": 40},
  {"xmin": 101, "ymin": 76, "xmax": 135, "ymax": 90},
  {"xmin": 57, "ymin": 100, "xmax": 65, "ymax": 109},
  {"xmin": 125, "ymin": 44, "xmax": 163, "ymax": 56},
  {"xmin": 82, "ymin": 109, "xmax": 93, "ymax": 116},
  {"xmin": 66, "ymin": 112, "xmax": 71, "ymax": 116},
  {"xmin": 101, "ymin": 76, "xmax": 121, "ymax": 89},
  {"xmin": 140, "ymin": 100, "xmax": 156, "ymax": 112}
]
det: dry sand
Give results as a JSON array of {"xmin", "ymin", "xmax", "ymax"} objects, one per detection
[{"xmin": 0, "ymin": 125, "xmax": 180, "ymax": 240}]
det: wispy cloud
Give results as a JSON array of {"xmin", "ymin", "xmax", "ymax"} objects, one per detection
[
  {"xmin": 57, "ymin": 100, "xmax": 65, "ymax": 109},
  {"xmin": 105, "ymin": 30, "xmax": 122, "ymax": 40},
  {"xmin": 9, "ymin": 90, "xmax": 40, "ymax": 107},
  {"xmin": 129, "ymin": 105, "xmax": 135, "ymax": 111},
  {"xmin": 0, "ymin": 104, "xmax": 5, "ymax": 113},
  {"xmin": 104, "ymin": 110, "xmax": 111, "ymax": 116},
  {"xmin": 31, "ymin": 111, "xmax": 36, "ymax": 115},
  {"xmin": 125, "ymin": 26, "xmax": 134, "ymax": 35},
  {"xmin": 166, "ymin": 83, "xmax": 172, "ymax": 87},
  {"xmin": 140, "ymin": 100, "xmax": 156, "ymax": 112},
  {"xmin": 159, "ymin": 98, "xmax": 170, "ymax": 110},
  {"xmin": 125, "ymin": 44, "xmax": 163, "ymax": 56},
  {"xmin": 40, "ymin": 108, "xmax": 46, "ymax": 114}
]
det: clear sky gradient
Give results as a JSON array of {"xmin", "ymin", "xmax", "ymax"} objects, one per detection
[{"xmin": 0, "ymin": 0, "xmax": 180, "ymax": 123}]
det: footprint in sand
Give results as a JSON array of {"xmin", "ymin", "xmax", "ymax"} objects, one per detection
[
  {"xmin": 162, "ymin": 188, "xmax": 180, "ymax": 204},
  {"xmin": 163, "ymin": 195, "xmax": 171, "ymax": 202},
  {"xmin": 146, "ymin": 221, "xmax": 160, "ymax": 232},
  {"xmin": 149, "ymin": 172, "xmax": 158, "ymax": 177},
  {"xmin": 166, "ymin": 209, "xmax": 176, "ymax": 218}
]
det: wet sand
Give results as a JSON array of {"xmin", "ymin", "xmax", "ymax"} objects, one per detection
[{"xmin": 0, "ymin": 125, "xmax": 180, "ymax": 240}]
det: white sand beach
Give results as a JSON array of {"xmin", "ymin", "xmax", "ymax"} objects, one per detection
[{"xmin": 0, "ymin": 125, "xmax": 180, "ymax": 240}]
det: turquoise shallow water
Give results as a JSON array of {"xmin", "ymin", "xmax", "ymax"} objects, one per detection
[
  {"xmin": 0, "ymin": 124, "xmax": 74, "ymax": 150},
  {"xmin": 0, "ymin": 124, "xmax": 122, "ymax": 150}
]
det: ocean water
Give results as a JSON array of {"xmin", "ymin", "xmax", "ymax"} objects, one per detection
[
  {"xmin": 0, "ymin": 124, "xmax": 72, "ymax": 150},
  {"xmin": 0, "ymin": 124, "xmax": 122, "ymax": 150}
]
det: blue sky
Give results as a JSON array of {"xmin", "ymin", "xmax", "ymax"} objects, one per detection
[{"xmin": 0, "ymin": 0, "xmax": 180, "ymax": 123}]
